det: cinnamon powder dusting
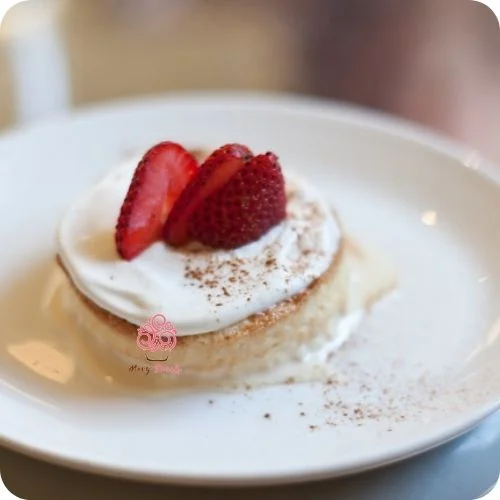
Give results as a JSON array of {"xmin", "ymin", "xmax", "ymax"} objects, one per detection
[{"xmin": 180, "ymin": 185, "xmax": 331, "ymax": 310}]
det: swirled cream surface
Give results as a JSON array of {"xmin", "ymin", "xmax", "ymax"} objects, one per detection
[{"xmin": 57, "ymin": 159, "xmax": 341, "ymax": 335}]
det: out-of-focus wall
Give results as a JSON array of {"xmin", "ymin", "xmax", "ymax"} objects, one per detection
[
  {"xmin": 1, "ymin": 0, "xmax": 500, "ymax": 161},
  {"xmin": 0, "ymin": 0, "xmax": 299, "ymax": 129},
  {"xmin": 60, "ymin": 0, "xmax": 299, "ymax": 107}
]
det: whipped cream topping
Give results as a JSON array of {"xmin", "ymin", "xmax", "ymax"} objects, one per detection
[{"xmin": 57, "ymin": 158, "xmax": 341, "ymax": 336}]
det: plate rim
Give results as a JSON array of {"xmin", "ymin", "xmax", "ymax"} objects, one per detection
[{"xmin": 0, "ymin": 405, "xmax": 498, "ymax": 486}]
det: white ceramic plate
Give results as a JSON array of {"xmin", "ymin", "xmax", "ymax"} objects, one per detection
[{"xmin": 1, "ymin": 93, "xmax": 500, "ymax": 486}]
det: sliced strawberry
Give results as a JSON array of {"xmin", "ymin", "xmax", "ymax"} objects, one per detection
[
  {"xmin": 115, "ymin": 142, "xmax": 198, "ymax": 260},
  {"xmin": 163, "ymin": 144, "xmax": 253, "ymax": 246},
  {"xmin": 189, "ymin": 152, "xmax": 286, "ymax": 249}
]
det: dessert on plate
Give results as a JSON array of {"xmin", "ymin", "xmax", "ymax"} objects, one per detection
[{"xmin": 52, "ymin": 141, "xmax": 396, "ymax": 381}]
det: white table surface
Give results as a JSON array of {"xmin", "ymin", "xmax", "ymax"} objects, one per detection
[{"xmin": 1, "ymin": 411, "xmax": 499, "ymax": 500}]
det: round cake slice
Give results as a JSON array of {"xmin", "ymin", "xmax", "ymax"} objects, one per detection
[{"xmin": 50, "ymin": 143, "xmax": 397, "ymax": 381}]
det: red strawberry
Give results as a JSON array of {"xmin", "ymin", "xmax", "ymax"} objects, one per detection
[
  {"xmin": 189, "ymin": 152, "xmax": 286, "ymax": 249},
  {"xmin": 163, "ymin": 143, "xmax": 253, "ymax": 246},
  {"xmin": 115, "ymin": 142, "xmax": 198, "ymax": 260}
]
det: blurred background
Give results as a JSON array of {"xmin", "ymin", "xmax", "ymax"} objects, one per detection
[{"xmin": 0, "ymin": 0, "xmax": 500, "ymax": 159}]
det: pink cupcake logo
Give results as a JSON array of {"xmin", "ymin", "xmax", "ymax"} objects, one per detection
[{"xmin": 136, "ymin": 313, "xmax": 177, "ymax": 362}]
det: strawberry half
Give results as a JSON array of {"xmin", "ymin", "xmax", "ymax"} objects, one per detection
[
  {"xmin": 163, "ymin": 143, "xmax": 253, "ymax": 246},
  {"xmin": 115, "ymin": 142, "xmax": 198, "ymax": 260},
  {"xmin": 189, "ymin": 152, "xmax": 286, "ymax": 249}
]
